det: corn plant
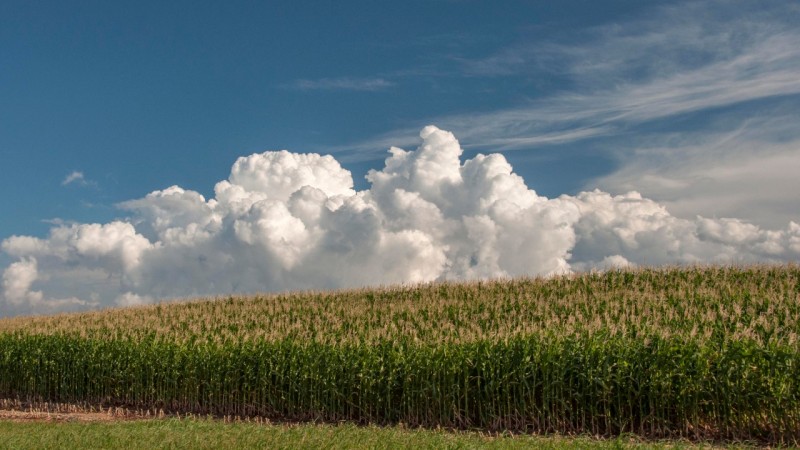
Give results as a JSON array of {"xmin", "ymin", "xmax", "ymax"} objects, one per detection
[{"xmin": 0, "ymin": 264, "xmax": 798, "ymax": 443}]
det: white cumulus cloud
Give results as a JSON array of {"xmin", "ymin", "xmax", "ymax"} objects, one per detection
[{"xmin": 2, "ymin": 126, "xmax": 799, "ymax": 316}]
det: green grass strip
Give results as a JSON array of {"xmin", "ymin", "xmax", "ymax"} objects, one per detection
[{"xmin": 0, "ymin": 419, "xmax": 746, "ymax": 450}]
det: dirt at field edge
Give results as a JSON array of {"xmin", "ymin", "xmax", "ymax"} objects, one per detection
[{"xmin": 0, "ymin": 409, "xmax": 125, "ymax": 422}]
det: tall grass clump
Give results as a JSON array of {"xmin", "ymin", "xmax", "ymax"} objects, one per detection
[{"xmin": 0, "ymin": 265, "xmax": 798, "ymax": 443}]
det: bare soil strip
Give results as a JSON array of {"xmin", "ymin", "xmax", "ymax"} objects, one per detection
[
  {"xmin": 0, "ymin": 399, "xmax": 167, "ymax": 423},
  {"xmin": 0, "ymin": 409, "xmax": 123, "ymax": 422}
]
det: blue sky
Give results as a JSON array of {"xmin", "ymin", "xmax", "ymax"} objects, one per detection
[
  {"xmin": 2, "ymin": 0, "xmax": 800, "ymax": 315},
  {"xmin": 0, "ymin": 0, "xmax": 732, "ymax": 236}
]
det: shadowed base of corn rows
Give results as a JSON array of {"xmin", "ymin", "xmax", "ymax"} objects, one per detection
[{"xmin": 0, "ymin": 333, "xmax": 797, "ymax": 444}]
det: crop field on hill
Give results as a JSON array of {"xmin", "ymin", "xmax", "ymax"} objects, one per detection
[{"xmin": 0, "ymin": 265, "xmax": 798, "ymax": 444}]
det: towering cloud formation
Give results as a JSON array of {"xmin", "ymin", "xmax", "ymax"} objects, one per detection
[{"xmin": 2, "ymin": 126, "xmax": 799, "ymax": 315}]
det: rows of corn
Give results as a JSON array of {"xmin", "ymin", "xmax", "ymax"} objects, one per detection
[{"xmin": 0, "ymin": 265, "xmax": 798, "ymax": 442}]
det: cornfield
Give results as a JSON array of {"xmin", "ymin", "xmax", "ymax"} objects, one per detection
[{"xmin": 0, "ymin": 265, "xmax": 798, "ymax": 442}]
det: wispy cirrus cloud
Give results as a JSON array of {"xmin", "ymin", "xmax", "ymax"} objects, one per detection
[
  {"xmin": 337, "ymin": 1, "xmax": 800, "ymax": 158},
  {"xmin": 329, "ymin": 0, "xmax": 800, "ymax": 229},
  {"xmin": 285, "ymin": 77, "xmax": 395, "ymax": 92},
  {"xmin": 61, "ymin": 171, "xmax": 95, "ymax": 187},
  {"xmin": 590, "ymin": 113, "xmax": 800, "ymax": 229}
]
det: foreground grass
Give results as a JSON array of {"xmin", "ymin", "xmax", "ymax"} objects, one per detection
[{"xmin": 0, "ymin": 418, "xmax": 743, "ymax": 449}]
